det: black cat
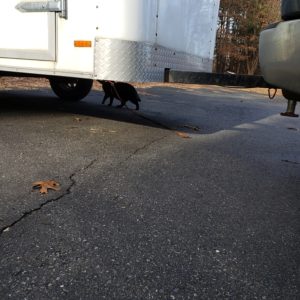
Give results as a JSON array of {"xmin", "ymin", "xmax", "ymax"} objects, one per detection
[{"xmin": 99, "ymin": 80, "xmax": 141, "ymax": 110}]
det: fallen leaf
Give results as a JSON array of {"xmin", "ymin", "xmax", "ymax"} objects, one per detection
[
  {"xmin": 74, "ymin": 117, "xmax": 82, "ymax": 122},
  {"xmin": 176, "ymin": 131, "xmax": 191, "ymax": 139},
  {"xmin": 32, "ymin": 180, "xmax": 60, "ymax": 194}
]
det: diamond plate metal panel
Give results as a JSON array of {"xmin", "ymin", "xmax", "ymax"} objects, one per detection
[{"xmin": 94, "ymin": 38, "xmax": 212, "ymax": 82}]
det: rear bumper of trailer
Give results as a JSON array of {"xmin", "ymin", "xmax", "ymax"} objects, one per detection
[{"xmin": 93, "ymin": 38, "xmax": 212, "ymax": 82}]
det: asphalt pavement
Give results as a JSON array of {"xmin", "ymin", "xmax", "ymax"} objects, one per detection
[{"xmin": 0, "ymin": 84, "xmax": 299, "ymax": 299}]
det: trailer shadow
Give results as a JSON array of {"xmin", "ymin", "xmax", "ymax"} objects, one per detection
[{"xmin": 0, "ymin": 86, "xmax": 284, "ymax": 135}]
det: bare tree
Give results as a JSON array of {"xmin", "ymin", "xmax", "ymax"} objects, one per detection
[{"xmin": 214, "ymin": 0, "xmax": 280, "ymax": 75}]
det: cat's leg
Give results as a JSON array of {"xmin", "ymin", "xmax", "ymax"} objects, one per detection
[
  {"xmin": 116, "ymin": 100, "xmax": 126, "ymax": 108},
  {"xmin": 109, "ymin": 96, "xmax": 114, "ymax": 106},
  {"xmin": 102, "ymin": 94, "xmax": 109, "ymax": 104}
]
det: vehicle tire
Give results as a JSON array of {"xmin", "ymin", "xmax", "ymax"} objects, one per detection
[{"xmin": 49, "ymin": 77, "xmax": 93, "ymax": 101}]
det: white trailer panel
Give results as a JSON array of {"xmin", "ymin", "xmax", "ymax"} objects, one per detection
[
  {"xmin": 0, "ymin": 0, "xmax": 56, "ymax": 61},
  {"xmin": 0, "ymin": 0, "xmax": 220, "ymax": 83}
]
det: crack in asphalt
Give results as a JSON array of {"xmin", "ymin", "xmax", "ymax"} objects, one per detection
[
  {"xmin": 0, "ymin": 159, "xmax": 97, "ymax": 236},
  {"xmin": 0, "ymin": 124, "xmax": 171, "ymax": 236},
  {"xmin": 128, "ymin": 108, "xmax": 173, "ymax": 131},
  {"xmin": 125, "ymin": 134, "xmax": 170, "ymax": 162},
  {"xmin": 282, "ymin": 160, "xmax": 300, "ymax": 165}
]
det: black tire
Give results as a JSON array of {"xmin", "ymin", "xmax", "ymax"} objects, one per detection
[{"xmin": 49, "ymin": 77, "xmax": 93, "ymax": 101}]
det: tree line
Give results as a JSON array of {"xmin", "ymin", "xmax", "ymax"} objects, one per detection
[{"xmin": 214, "ymin": 0, "xmax": 280, "ymax": 75}]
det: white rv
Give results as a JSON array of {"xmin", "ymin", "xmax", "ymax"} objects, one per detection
[{"xmin": 0, "ymin": 0, "xmax": 220, "ymax": 100}]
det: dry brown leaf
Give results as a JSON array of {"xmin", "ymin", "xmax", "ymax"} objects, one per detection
[
  {"xmin": 176, "ymin": 131, "xmax": 191, "ymax": 139},
  {"xmin": 32, "ymin": 180, "xmax": 60, "ymax": 194},
  {"xmin": 74, "ymin": 117, "xmax": 82, "ymax": 122}
]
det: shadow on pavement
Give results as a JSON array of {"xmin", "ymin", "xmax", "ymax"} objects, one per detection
[{"xmin": 0, "ymin": 86, "xmax": 281, "ymax": 135}]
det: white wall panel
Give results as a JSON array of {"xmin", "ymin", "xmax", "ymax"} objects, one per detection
[
  {"xmin": 0, "ymin": 0, "xmax": 55, "ymax": 60},
  {"xmin": 98, "ymin": 0, "xmax": 158, "ymax": 43},
  {"xmin": 157, "ymin": 0, "xmax": 220, "ymax": 60}
]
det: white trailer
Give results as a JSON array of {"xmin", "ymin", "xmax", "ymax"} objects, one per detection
[{"xmin": 0, "ymin": 0, "xmax": 220, "ymax": 100}]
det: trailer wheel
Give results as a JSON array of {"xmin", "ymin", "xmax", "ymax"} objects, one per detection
[{"xmin": 49, "ymin": 77, "xmax": 93, "ymax": 101}]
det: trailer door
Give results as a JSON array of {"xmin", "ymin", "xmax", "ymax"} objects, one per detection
[{"xmin": 0, "ymin": 0, "xmax": 66, "ymax": 61}]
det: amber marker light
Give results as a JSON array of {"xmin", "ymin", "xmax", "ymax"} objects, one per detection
[{"xmin": 74, "ymin": 40, "xmax": 92, "ymax": 47}]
